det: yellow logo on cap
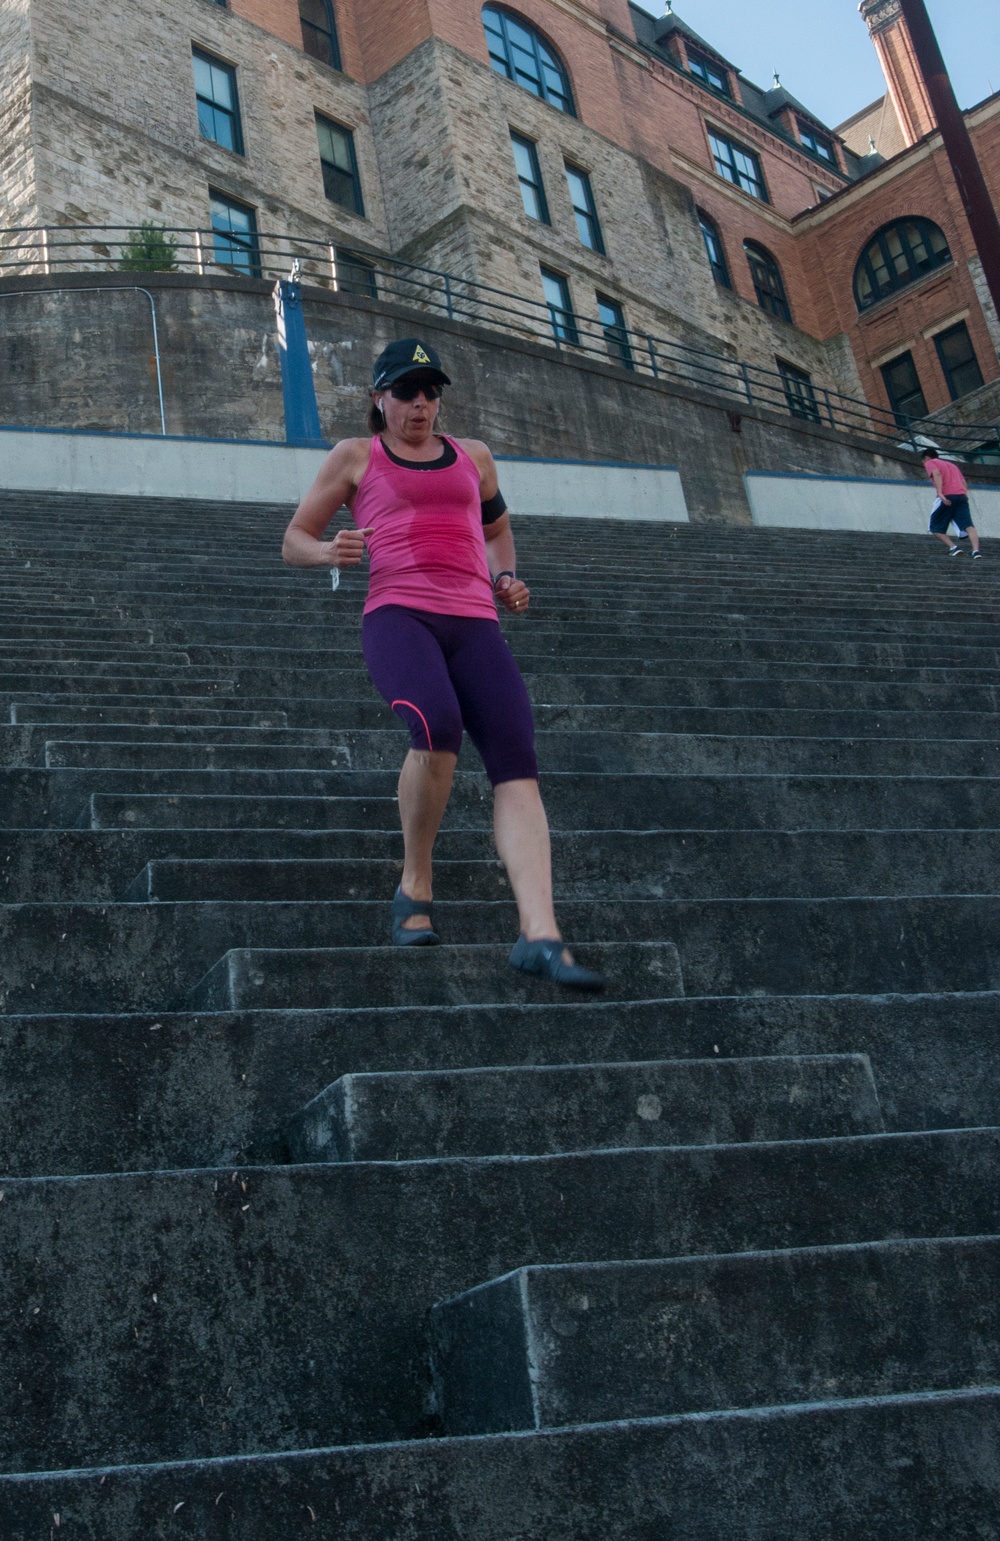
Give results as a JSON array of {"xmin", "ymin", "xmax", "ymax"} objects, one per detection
[{"xmin": 412, "ymin": 345, "xmax": 432, "ymax": 363}]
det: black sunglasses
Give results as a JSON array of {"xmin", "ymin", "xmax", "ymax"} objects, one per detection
[{"xmin": 388, "ymin": 379, "xmax": 443, "ymax": 401}]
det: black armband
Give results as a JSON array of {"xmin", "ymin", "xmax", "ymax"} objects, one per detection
[{"xmin": 481, "ymin": 488, "xmax": 507, "ymax": 526}]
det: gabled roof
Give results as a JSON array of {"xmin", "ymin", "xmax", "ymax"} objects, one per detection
[
  {"xmin": 627, "ymin": 2, "xmax": 863, "ymax": 183},
  {"xmin": 653, "ymin": 9, "xmax": 736, "ymax": 71}
]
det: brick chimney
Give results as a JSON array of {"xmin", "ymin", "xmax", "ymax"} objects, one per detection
[{"xmin": 860, "ymin": 0, "xmax": 936, "ymax": 146}]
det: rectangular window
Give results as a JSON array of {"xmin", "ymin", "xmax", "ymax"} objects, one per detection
[
  {"xmin": 335, "ymin": 248, "xmax": 377, "ymax": 298},
  {"xmin": 934, "ymin": 322, "xmax": 984, "ymax": 402},
  {"xmin": 540, "ymin": 266, "xmax": 578, "ymax": 345},
  {"xmin": 565, "ymin": 163, "xmax": 603, "ymax": 253},
  {"xmin": 299, "ymin": 0, "xmax": 342, "ymax": 70},
  {"xmin": 597, "ymin": 294, "xmax": 633, "ymax": 370},
  {"xmin": 708, "ymin": 131, "xmax": 767, "ymax": 201},
  {"xmin": 316, "ymin": 115, "xmax": 364, "ymax": 216},
  {"xmin": 777, "ymin": 359, "xmax": 820, "ymax": 423},
  {"xmin": 881, "ymin": 351, "xmax": 928, "ymax": 424},
  {"xmin": 687, "ymin": 49, "xmax": 730, "ymax": 97},
  {"xmin": 193, "ymin": 49, "xmax": 243, "ymax": 154},
  {"xmin": 797, "ymin": 119, "xmax": 836, "ymax": 164},
  {"xmin": 699, "ymin": 212, "xmax": 730, "ymax": 287},
  {"xmin": 510, "ymin": 133, "xmax": 549, "ymax": 223},
  {"xmin": 209, "ymin": 190, "xmax": 259, "ymax": 276}
]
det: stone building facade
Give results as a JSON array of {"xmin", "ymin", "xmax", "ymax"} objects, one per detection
[{"xmin": 0, "ymin": 0, "xmax": 997, "ymax": 430}]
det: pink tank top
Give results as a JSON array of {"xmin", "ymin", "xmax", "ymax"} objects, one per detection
[{"xmin": 352, "ymin": 435, "xmax": 498, "ymax": 621}]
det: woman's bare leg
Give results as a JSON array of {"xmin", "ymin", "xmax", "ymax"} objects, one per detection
[
  {"xmin": 493, "ymin": 778, "xmax": 577, "ymax": 961},
  {"xmin": 397, "ymin": 748, "xmax": 457, "ymax": 931}
]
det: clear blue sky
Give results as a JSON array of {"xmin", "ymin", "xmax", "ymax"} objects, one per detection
[{"xmin": 635, "ymin": 0, "xmax": 998, "ymax": 128}]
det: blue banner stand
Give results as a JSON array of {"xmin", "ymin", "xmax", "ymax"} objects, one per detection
[{"xmin": 273, "ymin": 278, "xmax": 326, "ymax": 448}]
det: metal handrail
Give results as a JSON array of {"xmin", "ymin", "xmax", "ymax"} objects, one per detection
[{"xmin": 1, "ymin": 224, "xmax": 997, "ymax": 460}]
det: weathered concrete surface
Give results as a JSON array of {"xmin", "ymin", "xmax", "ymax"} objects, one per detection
[
  {"xmin": 2, "ymin": 493, "xmax": 1000, "ymax": 1532},
  {"xmin": 285, "ymin": 1053, "xmax": 885, "ymax": 1162},
  {"xmin": 433, "ymin": 1238, "xmax": 1000, "ymax": 1432},
  {"xmin": 0, "ymin": 1389, "xmax": 998, "ymax": 1540},
  {"xmin": 0, "ymin": 1131, "xmax": 998, "ymax": 1470}
]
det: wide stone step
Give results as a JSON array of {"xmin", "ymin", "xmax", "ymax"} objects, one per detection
[
  {"xmin": 116, "ymin": 828, "xmax": 1000, "ymax": 905},
  {"xmin": 1, "ymin": 1388, "xmax": 996, "ymax": 1540},
  {"xmin": 187, "ymin": 942, "xmax": 680, "ymax": 1012},
  {"xmin": 154, "ymin": 601, "xmax": 1000, "ymax": 646},
  {"xmin": 6, "ymin": 894, "xmax": 1000, "ymax": 1013},
  {"xmin": 0, "ymin": 622, "xmax": 156, "ymax": 642},
  {"xmin": 0, "ymin": 669, "xmax": 236, "ymax": 697},
  {"xmin": 4, "ymin": 989, "xmax": 999, "ymax": 1180},
  {"xmin": 432, "ymin": 1236, "xmax": 1000, "ymax": 1433},
  {"xmin": 20, "ymin": 721, "xmax": 376, "ymax": 751},
  {"xmin": 0, "ymin": 1129, "xmax": 996, "ymax": 1470},
  {"xmin": 16, "ymin": 703, "xmax": 1000, "ymax": 744},
  {"xmin": 75, "ymin": 772, "xmax": 1000, "ymax": 833},
  {"xmin": 284, "ymin": 1053, "xmax": 885, "ymax": 1162},
  {"xmin": 8, "ymin": 702, "xmax": 288, "ymax": 727},
  {"xmin": 68, "ymin": 817, "xmax": 961, "ymax": 905},
  {"xmin": 173, "ymin": 619, "xmax": 1000, "ymax": 660},
  {"xmin": 40, "ymin": 730, "xmax": 1000, "ymax": 777},
  {"xmin": 231, "ymin": 656, "xmax": 996, "ymax": 689},
  {"xmin": 81, "ymin": 790, "xmax": 402, "ymax": 832},
  {"xmin": 0, "ymin": 643, "xmax": 190, "ymax": 665},
  {"xmin": 521, "ymin": 672, "xmax": 1000, "ymax": 711}
]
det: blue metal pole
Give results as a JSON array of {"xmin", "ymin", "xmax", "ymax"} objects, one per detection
[{"xmin": 273, "ymin": 278, "xmax": 325, "ymax": 446}]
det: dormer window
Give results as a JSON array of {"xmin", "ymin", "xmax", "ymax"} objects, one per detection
[
  {"xmin": 687, "ymin": 47, "xmax": 731, "ymax": 98},
  {"xmin": 796, "ymin": 118, "xmax": 836, "ymax": 165}
]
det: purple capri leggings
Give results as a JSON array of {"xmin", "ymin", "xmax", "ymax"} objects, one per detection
[{"xmin": 361, "ymin": 605, "xmax": 538, "ymax": 786}]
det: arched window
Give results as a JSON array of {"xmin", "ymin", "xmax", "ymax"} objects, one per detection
[
  {"xmin": 698, "ymin": 210, "xmax": 730, "ymax": 288},
  {"xmin": 482, "ymin": 6, "xmax": 575, "ymax": 115},
  {"xmin": 299, "ymin": 0, "xmax": 341, "ymax": 71},
  {"xmin": 854, "ymin": 219, "xmax": 950, "ymax": 311},
  {"xmin": 744, "ymin": 242, "xmax": 790, "ymax": 323}
]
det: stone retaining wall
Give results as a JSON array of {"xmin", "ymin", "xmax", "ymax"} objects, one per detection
[{"xmin": 1, "ymin": 271, "xmax": 996, "ymax": 523}]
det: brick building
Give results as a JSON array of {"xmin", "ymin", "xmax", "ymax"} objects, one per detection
[{"xmin": 0, "ymin": 0, "xmax": 997, "ymax": 430}]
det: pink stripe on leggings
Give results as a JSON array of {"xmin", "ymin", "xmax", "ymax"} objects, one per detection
[{"xmin": 392, "ymin": 698, "xmax": 433, "ymax": 751}]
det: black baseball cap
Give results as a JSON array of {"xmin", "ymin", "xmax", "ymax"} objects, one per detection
[{"xmin": 372, "ymin": 338, "xmax": 451, "ymax": 390}]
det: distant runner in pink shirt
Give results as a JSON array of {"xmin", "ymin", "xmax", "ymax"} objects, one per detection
[{"xmin": 923, "ymin": 448, "xmax": 982, "ymax": 559}]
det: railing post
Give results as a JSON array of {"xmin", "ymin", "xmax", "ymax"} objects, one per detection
[
  {"xmin": 328, "ymin": 245, "xmax": 338, "ymax": 290},
  {"xmin": 193, "ymin": 230, "xmax": 205, "ymax": 276},
  {"xmin": 272, "ymin": 277, "xmax": 325, "ymax": 447},
  {"xmin": 39, "ymin": 228, "xmax": 50, "ymax": 277},
  {"xmin": 740, "ymin": 362, "xmax": 754, "ymax": 404},
  {"xmin": 443, "ymin": 273, "xmax": 453, "ymax": 320},
  {"xmin": 822, "ymin": 387, "xmax": 836, "ymax": 429},
  {"xmin": 646, "ymin": 336, "xmax": 658, "ymax": 378}
]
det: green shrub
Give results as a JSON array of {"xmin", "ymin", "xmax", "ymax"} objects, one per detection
[{"xmin": 118, "ymin": 223, "xmax": 178, "ymax": 273}]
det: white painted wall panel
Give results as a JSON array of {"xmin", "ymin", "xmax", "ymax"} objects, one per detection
[
  {"xmin": 496, "ymin": 458, "xmax": 689, "ymax": 522},
  {"xmin": 747, "ymin": 472, "xmax": 1000, "ymax": 536},
  {"xmin": 0, "ymin": 429, "xmax": 690, "ymax": 520}
]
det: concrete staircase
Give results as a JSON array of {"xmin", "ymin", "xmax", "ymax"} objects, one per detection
[{"xmin": 1, "ymin": 490, "xmax": 999, "ymax": 1537}]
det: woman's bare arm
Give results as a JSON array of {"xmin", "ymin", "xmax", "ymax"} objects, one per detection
[
  {"xmin": 282, "ymin": 438, "xmax": 373, "ymax": 568},
  {"xmin": 461, "ymin": 439, "xmax": 532, "ymax": 614}
]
